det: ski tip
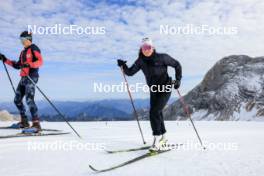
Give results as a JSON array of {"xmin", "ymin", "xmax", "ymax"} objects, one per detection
[{"xmin": 89, "ymin": 165, "xmax": 99, "ymax": 172}]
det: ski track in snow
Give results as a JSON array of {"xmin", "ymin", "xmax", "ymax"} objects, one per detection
[{"xmin": 0, "ymin": 121, "xmax": 264, "ymax": 176}]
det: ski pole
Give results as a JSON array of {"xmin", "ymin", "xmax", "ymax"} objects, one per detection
[
  {"xmin": 20, "ymin": 69, "xmax": 82, "ymax": 139},
  {"xmin": 1, "ymin": 60, "xmax": 16, "ymax": 94},
  {"xmin": 176, "ymin": 89, "xmax": 206, "ymax": 149},
  {"xmin": 120, "ymin": 67, "xmax": 146, "ymax": 144}
]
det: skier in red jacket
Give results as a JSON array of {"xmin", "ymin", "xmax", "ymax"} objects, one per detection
[{"xmin": 0, "ymin": 31, "xmax": 43, "ymax": 132}]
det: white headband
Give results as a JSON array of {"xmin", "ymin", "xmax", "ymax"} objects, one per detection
[{"xmin": 141, "ymin": 37, "xmax": 153, "ymax": 47}]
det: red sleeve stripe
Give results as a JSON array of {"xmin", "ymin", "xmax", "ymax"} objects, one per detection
[
  {"xmin": 5, "ymin": 59, "xmax": 14, "ymax": 66},
  {"xmin": 30, "ymin": 50, "xmax": 43, "ymax": 68}
]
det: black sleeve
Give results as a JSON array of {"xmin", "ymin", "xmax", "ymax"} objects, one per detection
[
  {"xmin": 122, "ymin": 58, "xmax": 141, "ymax": 76},
  {"xmin": 12, "ymin": 59, "xmax": 22, "ymax": 69},
  {"xmin": 163, "ymin": 54, "xmax": 182, "ymax": 81},
  {"xmin": 13, "ymin": 54, "xmax": 22, "ymax": 69}
]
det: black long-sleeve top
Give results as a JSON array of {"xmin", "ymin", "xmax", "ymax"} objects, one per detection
[{"xmin": 123, "ymin": 51, "xmax": 182, "ymax": 86}]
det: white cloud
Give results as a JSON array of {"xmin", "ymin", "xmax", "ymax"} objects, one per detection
[{"xmin": 0, "ymin": 0, "xmax": 264, "ymax": 101}]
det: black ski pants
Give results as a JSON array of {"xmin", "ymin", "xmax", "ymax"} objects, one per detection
[{"xmin": 149, "ymin": 90, "xmax": 171, "ymax": 136}]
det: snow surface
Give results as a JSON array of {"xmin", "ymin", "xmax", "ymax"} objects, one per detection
[{"xmin": 0, "ymin": 121, "xmax": 264, "ymax": 176}]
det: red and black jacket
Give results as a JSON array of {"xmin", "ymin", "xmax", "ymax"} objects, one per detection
[{"xmin": 5, "ymin": 44, "xmax": 43, "ymax": 77}]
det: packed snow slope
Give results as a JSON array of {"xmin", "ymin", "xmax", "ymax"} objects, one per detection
[
  {"xmin": 0, "ymin": 121, "xmax": 263, "ymax": 176},
  {"xmin": 163, "ymin": 55, "xmax": 264, "ymax": 121}
]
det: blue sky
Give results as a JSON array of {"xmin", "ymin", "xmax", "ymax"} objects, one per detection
[{"xmin": 0, "ymin": 0, "xmax": 264, "ymax": 101}]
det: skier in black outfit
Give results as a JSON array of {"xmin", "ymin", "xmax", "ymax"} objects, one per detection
[{"xmin": 117, "ymin": 37, "xmax": 182, "ymax": 151}]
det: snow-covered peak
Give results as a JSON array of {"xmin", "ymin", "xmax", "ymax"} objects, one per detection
[
  {"xmin": 0, "ymin": 110, "xmax": 15, "ymax": 121},
  {"xmin": 165, "ymin": 55, "xmax": 264, "ymax": 121}
]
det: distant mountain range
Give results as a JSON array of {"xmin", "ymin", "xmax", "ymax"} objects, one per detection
[{"xmin": 0, "ymin": 99, "xmax": 175, "ymax": 121}]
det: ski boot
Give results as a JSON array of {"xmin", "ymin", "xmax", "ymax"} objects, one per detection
[
  {"xmin": 22, "ymin": 120, "xmax": 42, "ymax": 134},
  {"xmin": 160, "ymin": 134, "xmax": 168, "ymax": 144},
  {"xmin": 149, "ymin": 135, "xmax": 168, "ymax": 152},
  {"xmin": 10, "ymin": 116, "xmax": 30, "ymax": 129}
]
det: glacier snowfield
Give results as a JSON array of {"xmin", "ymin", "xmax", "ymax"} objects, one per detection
[{"xmin": 0, "ymin": 121, "xmax": 263, "ymax": 176}]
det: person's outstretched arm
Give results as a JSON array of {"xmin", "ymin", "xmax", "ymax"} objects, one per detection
[
  {"xmin": 117, "ymin": 59, "xmax": 141, "ymax": 76},
  {"xmin": 0, "ymin": 53, "xmax": 22, "ymax": 69}
]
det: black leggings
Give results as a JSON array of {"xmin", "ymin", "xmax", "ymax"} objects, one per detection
[
  {"xmin": 149, "ymin": 91, "xmax": 171, "ymax": 136},
  {"xmin": 14, "ymin": 76, "xmax": 39, "ymax": 121}
]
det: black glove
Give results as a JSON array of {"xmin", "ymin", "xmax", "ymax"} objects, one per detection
[
  {"xmin": 21, "ymin": 63, "xmax": 30, "ymax": 68},
  {"xmin": 117, "ymin": 59, "xmax": 127, "ymax": 67},
  {"xmin": 173, "ymin": 79, "xmax": 181, "ymax": 89},
  {"xmin": 0, "ymin": 53, "xmax": 7, "ymax": 62}
]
